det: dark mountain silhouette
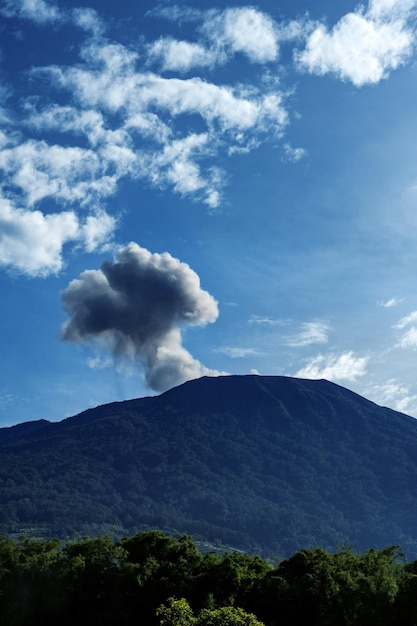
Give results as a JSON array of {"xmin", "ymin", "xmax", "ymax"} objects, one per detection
[{"xmin": 1, "ymin": 374, "xmax": 417, "ymax": 558}]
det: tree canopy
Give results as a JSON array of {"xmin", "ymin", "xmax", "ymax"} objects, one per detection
[{"xmin": 0, "ymin": 531, "xmax": 416, "ymax": 625}]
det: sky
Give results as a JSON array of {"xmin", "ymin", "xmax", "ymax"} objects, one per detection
[{"xmin": 2, "ymin": 0, "xmax": 417, "ymax": 425}]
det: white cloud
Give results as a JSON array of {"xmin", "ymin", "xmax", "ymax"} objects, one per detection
[
  {"xmin": 0, "ymin": 3, "xmax": 294, "ymax": 282},
  {"xmin": 79, "ymin": 211, "xmax": 116, "ymax": 253},
  {"xmin": 152, "ymin": 6, "xmax": 280, "ymax": 65},
  {"xmin": 148, "ymin": 38, "xmax": 216, "ymax": 72},
  {"xmin": 52, "ymin": 53, "xmax": 287, "ymax": 136},
  {"xmin": 25, "ymin": 35, "xmax": 287, "ymax": 209},
  {"xmin": 367, "ymin": 378, "xmax": 417, "ymax": 415},
  {"xmin": 377, "ymin": 297, "xmax": 403, "ymax": 307},
  {"xmin": 0, "ymin": 139, "xmax": 124, "ymax": 207},
  {"xmin": 1, "ymin": 0, "xmax": 62, "ymax": 23},
  {"xmin": 248, "ymin": 315, "xmax": 289, "ymax": 326},
  {"xmin": 295, "ymin": 351, "xmax": 369, "ymax": 382},
  {"xmin": 147, "ymin": 6, "xmax": 203, "ymax": 24},
  {"xmin": 0, "ymin": 393, "xmax": 14, "ymax": 409},
  {"xmin": 296, "ymin": 0, "xmax": 417, "ymax": 85},
  {"xmin": 283, "ymin": 143, "xmax": 307, "ymax": 163},
  {"xmin": 71, "ymin": 7, "xmax": 105, "ymax": 36},
  {"xmin": 397, "ymin": 327, "xmax": 417, "ymax": 349},
  {"xmin": 0, "ymin": 198, "xmax": 115, "ymax": 277},
  {"xmin": 286, "ymin": 321, "xmax": 329, "ymax": 347},
  {"xmin": 136, "ymin": 132, "xmax": 223, "ymax": 207},
  {"xmin": 202, "ymin": 7, "xmax": 279, "ymax": 63},
  {"xmin": 394, "ymin": 310, "xmax": 417, "ymax": 328},
  {"xmin": 368, "ymin": 0, "xmax": 417, "ymax": 20},
  {"xmin": 393, "ymin": 310, "xmax": 417, "ymax": 349},
  {"xmin": 215, "ymin": 346, "xmax": 260, "ymax": 358}
]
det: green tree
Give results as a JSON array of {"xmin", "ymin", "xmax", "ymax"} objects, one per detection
[
  {"xmin": 156, "ymin": 597, "xmax": 265, "ymax": 626},
  {"xmin": 197, "ymin": 605, "xmax": 265, "ymax": 626},
  {"xmin": 156, "ymin": 597, "xmax": 196, "ymax": 626},
  {"xmin": 255, "ymin": 546, "xmax": 403, "ymax": 626}
]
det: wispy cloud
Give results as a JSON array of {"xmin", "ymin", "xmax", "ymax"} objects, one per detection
[
  {"xmin": 0, "ymin": 0, "xmax": 62, "ymax": 24},
  {"xmin": 215, "ymin": 346, "xmax": 261, "ymax": 359},
  {"xmin": 397, "ymin": 327, "xmax": 417, "ymax": 349},
  {"xmin": 295, "ymin": 351, "xmax": 369, "ymax": 382},
  {"xmin": 1, "ymin": 0, "xmax": 105, "ymax": 33},
  {"xmin": 366, "ymin": 378, "xmax": 417, "ymax": 415},
  {"xmin": 285, "ymin": 321, "xmax": 329, "ymax": 347},
  {"xmin": 248, "ymin": 315, "xmax": 290, "ymax": 327},
  {"xmin": 296, "ymin": 0, "xmax": 417, "ymax": 86},
  {"xmin": 394, "ymin": 310, "xmax": 417, "ymax": 329},
  {"xmin": 0, "ymin": 393, "xmax": 14, "ymax": 409},
  {"xmin": 283, "ymin": 143, "xmax": 307, "ymax": 163},
  {"xmin": 377, "ymin": 297, "xmax": 403, "ymax": 308},
  {"xmin": 393, "ymin": 310, "xmax": 417, "ymax": 349}
]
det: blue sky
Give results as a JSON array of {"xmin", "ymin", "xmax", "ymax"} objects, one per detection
[{"xmin": 2, "ymin": 0, "xmax": 417, "ymax": 425}]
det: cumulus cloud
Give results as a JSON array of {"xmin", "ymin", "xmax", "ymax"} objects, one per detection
[
  {"xmin": 368, "ymin": 0, "xmax": 417, "ymax": 20},
  {"xmin": 296, "ymin": 0, "xmax": 417, "ymax": 85},
  {"xmin": 0, "ymin": 138, "xmax": 126, "ymax": 207},
  {"xmin": 201, "ymin": 7, "xmax": 279, "ymax": 63},
  {"xmin": 61, "ymin": 242, "xmax": 221, "ymax": 392},
  {"xmin": 2, "ymin": 1, "xmax": 415, "ymax": 278},
  {"xmin": 0, "ymin": 198, "xmax": 115, "ymax": 276},
  {"xmin": 50, "ymin": 53, "xmax": 287, "ymax": 135},
  {"xmin": 148, "ymin": 39, "xmax": 217, "ymax": 73},
  {"xmin": 21, "ymin": 32, "xmax": 287, "ymax": 209},
  {"xmin": 285, "ymin": 321, "xmax": 329, "ymax": 347},
  {"xmin": 151, "ymin": 6, "xmax": 280, "ymax": 67},
  {"xmin": 0, "ymin": 3, "xmax": 292, "ymax": 277},
  {"xmin": 295, "ymin": 351, "xmax": 368, "ymax": 382}
]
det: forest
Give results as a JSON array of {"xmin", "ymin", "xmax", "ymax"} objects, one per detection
[
  {"xmin": 4, "ymin": 375, "xmax": 417, "ymax": 559},
  {"xmin": 2, "ymin": 529, "xmax": 417, "ymax": 625}
]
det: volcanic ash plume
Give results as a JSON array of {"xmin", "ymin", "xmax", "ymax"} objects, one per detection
[{"xmin": 61, "ymin": 242, "xmax": 221, "ymax": 391}]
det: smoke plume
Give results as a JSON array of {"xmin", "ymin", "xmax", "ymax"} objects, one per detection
[{"xmin": 61, "ymin": 242, "xmax": 220, "ymax": 391}]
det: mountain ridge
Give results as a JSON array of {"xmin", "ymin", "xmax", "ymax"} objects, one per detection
[{"xmin": 1, "ymin": 374, "xmax": 417, "ymax": 558}]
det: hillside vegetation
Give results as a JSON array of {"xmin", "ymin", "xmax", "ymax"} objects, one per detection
[{"xmin": 2, "ymin": 375, "xmax": 417, "ymax": 557}]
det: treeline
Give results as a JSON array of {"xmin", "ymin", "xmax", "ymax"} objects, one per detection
[{"xmin": 1, "ymin": 530, "xmax": 417, "ymax": 625}]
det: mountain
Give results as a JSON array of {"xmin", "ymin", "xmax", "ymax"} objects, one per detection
[{"xmin": 2, "ymin": 374, "xmax": 417, "ymax": 558}]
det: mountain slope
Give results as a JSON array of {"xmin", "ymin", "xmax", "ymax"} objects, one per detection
[{"xmin": 2, "ymin": 375, "xmax": 417, "ymax": 557}]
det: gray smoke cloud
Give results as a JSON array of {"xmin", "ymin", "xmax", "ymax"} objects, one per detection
[{"xmin": 61, "ymin": 242, "xmax": 221, "ymax": 391}]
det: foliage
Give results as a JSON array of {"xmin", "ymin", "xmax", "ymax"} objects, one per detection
[
  {"xmin": 157, "ymin": 597, "xmax": 265, "ymax": 626},
  {"xmin": 2, "ymin": 376, "xmax": 417, "ymax": 557},
  {"xmin": 0, "ymin": 530, "xmax": 415, "ymax": 625}
]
